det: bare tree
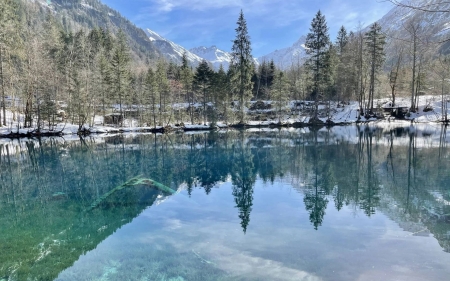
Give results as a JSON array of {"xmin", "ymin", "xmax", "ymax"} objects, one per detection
[{"xmin": 388, "ymin": 45, "xmax": 403, "ymax": 107}]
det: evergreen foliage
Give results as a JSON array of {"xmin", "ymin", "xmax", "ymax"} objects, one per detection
[
  {"xmin": 231, "ymin": 10, "xmax": 254, "ymax": 124},
  {"xmin": 193, "ymin": 60, "xmax": 213, "ymax": 124},
  {"xmin": 364, "ymin": 22, "xmax": 386, "ymax": 114},
  {"xmin": 305, "ymin": 10, "xmax": 331, "ymax": 118}
]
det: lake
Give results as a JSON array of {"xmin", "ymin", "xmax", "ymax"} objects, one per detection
[{"xmin": 1, "ymin": 124, "xmax": 450, "ymax": 281}]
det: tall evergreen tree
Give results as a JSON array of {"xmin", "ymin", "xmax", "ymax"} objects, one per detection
[
  {"xmin": 193, "ymin": 60, "xmax": 213, "ymax": 124},
  {"xmin": 155, "ymin": 60, "xmax": 169, "ymax": 126},
  {"xmin": 144, "ymin": 67, "xmax": 158, "ymax": 127},
  {"xmin": 305, "ymin": 10, "xmax": 330, "ymax": 119},
  {"xmin": 336, "ymin": 26, "xmax": 348, "ymax": 55},
  {"xmin": 231, "ymin": 10, "xmax": 254, "ymax": 124},
  {"xmin": 213, "ymin": 65, "xmax": 230, "ymax": 124},
  {"xmin": 365, "ymin": 22, "xmax": 386, "ymax": 114},
  {"xmin": 335, "ymin": 26, "xmax": 350, "ymax": 102},
  {"xmin": 110, "ymin": 30, "xmax": 131, "ymax": 126},
  {"xmin": 180, "ymin": 52, "xmax": 194, "ymax": 124}
]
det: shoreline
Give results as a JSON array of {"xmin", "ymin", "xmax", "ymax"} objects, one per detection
[{"xmin": 0, "ymin": 117, "xmax": 448, "ymax": 139}]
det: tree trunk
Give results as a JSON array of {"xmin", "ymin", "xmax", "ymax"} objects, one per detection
[{"xmin": 0, "ymin": 46, "xmax": 6, "ymax": 126}]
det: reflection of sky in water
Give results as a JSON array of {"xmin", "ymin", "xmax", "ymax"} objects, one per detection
[{"xmin": 57, "ymin": 178, "xmax": 450, "ymax": 281}]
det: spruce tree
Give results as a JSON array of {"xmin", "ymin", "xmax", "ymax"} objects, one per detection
[
  {"xmin": 213, "ymin": 65, "xmax": 230, "ymax": 124},
  {"xmin": 144, "ymin": 67, "xmax": 158, "ymax": 127},
  {"xmin": 305, "ymin": 10, "xmax": 330, "ymax": 119},
  {"xmin": 231, "ymin": 10, "xmax": 254, "ymax": 124},
  {"xmin": 155, "ymin": 60, "xmax": 169, "ymax": 126},
  {"xmin": 335, "ymin": 26, "xmax": 350, "ymax": 102},
  {"xmin": 364, "ymin": 22, "xmax": 386, "ymax": 114},
  {"xmin": 180, "ymin": 52, "xmax": 193, "ymax": 123},
  {"xmin": 111, "ymin": 30, "xmax": 131, "ymax": 126},
  {"xmin": 193, "ymin": 60, "xmax": 213, "ymax": 124},
  {"xmin": 336, "ymin": 26, "xmax": 348, "ymax": 55}
]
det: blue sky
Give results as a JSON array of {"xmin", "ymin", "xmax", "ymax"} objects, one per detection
[{"xmin": 101, "ymin": 0, "xmax": 394, "ymax": 57}]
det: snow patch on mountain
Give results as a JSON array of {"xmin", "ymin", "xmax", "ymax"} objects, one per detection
[
  {"xmin": 145, "ymin": 28, "xmax": 203, "ymax": 66},
  {"xmin": 189, "ymin": 46, "xmax": 232, "ymax": 70},
  {"xmin": 258, "ymin": 36, "xmax": 308, "ymax": 69},
  {"xmin": 376, "ymin": 0, "xmax": 450, "ymax": 41}
]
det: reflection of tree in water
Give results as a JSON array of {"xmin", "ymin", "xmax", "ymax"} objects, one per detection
[
  {"xmin": 303, "ymin": 129, "xmax": 330, "ymax": 230},
  {"xmin": 198, "ymin": 132, "xmax": 229, "ymax": 194},
  {"xmin": 304, "ymin": 181, "xmax": 329, "ymax": 230},
  {"xmin": 358, "ymin": 129, "xmax": 380, "ymax": 216},
  {"xmin": 2, "ymin": 126, "xmax": 450, "ymax": 279},
  {"xmin": 231, "ymin": 132, "xmax": 256, "ymax": 233}
]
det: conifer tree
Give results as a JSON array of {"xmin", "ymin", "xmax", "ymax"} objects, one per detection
[
  {"xmin": 231, "ymin": 10, "xmax": 254, "ymax": 124},
  {"xmin": 213, "ymin": 65, "xmax": 230, "ymax": 124},
  {"xmin": 272, "ymin": 70, "xmax": 288, "ymax": 122},
  {"xmin": 335, "ymin": 26, "xmax": 350, "ymax": 102},
  {"xmin": 180, "ymin": 52, "xmax": 193, "ymax": 123},
  {"xmin": 305, "ymin": 10, "xmax": 330, "ymax": 119},
  {"xmin": 193, "ymin": 60, "xmax": 213, "ymax": 124},
  {"xmin": 336, "ymin": 26, "xmax": 348, "ymax": 55},
  {"xmin": 365, "ymin": 22, "xmax": 386, "ymax": 114},
  {"xmin": 144, "ymin": 67, "xmax": 158, "ymax": 127},
  {"xmin": 155, "ymin": 60, "xmax": 169, "ymax": 126},
  {"xmin": 111, "ymin": 30, "xmax": 131, "ymax": 126}
]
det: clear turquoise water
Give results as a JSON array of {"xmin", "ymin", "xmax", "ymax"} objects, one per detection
[{"xmin": 1, "ymin": 126, "xmax": 450, "ymax": 281}]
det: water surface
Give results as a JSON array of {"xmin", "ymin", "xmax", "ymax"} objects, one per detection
[{"xmin": 1, "ymin": 125, "xmax": 450, "ymax": 281}]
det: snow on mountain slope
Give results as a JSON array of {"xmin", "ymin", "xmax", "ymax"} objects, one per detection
[
  {"xmin": 258, "ymin": 36, "xmax": 308, "ymax": 69},
  {"xmin": 377, "ymin": 0, "xmax": 450, "ymax": 37},
  {"xmin": 375, "ymin": 0, "xmax": 450, "ymax": 54},
  {"xmin": 146, "ymin": 29, "xmax": 203, "ymax": 66},
  {"xmin": 189, "ymin": 46, "xmax": 232, "ymax": 70}
]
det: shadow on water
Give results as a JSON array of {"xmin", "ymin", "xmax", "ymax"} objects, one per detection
[{"xmin": 1, "ymin": 124, "xmax": 450, "ymax": 280}]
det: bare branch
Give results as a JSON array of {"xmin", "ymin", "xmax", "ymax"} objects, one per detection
[{"xmin": 382, "ymin": 0, "xmax": 450, "ymax": 13}]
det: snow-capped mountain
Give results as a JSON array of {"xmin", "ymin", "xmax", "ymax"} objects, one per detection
[
  {"xmin": 374, "ymin": 0, "xmax": 450, "ymax": 54},
  {"xmin": 189, "ymin": 46, "xmax": 232, "ymax": 70},
  {"xmin": 376, "ymin": 0, "xmax": 450, "ymax": 39},
  {"xmin": 258, "ymin": 36, "xmax": 308, "ymax": 69},
  {"xmin": 146, "ymin": 29, "xmax": 204, "ymax": 66}
]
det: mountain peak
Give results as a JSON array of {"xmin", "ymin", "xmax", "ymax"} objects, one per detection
[
  {"xmin": 144, "ymin": 29, "xmax": 203, "ymax": 66},
  {"xmin": 258, "ymin": 35, "xmax": 308, "ymax": 69},
  {"xmin": 189, "ymin": 45, "xmax": 232, "ymax": 70}
]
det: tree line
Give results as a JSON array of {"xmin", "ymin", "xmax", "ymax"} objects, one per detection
[{"xmin": 0, "ymin": 1, "xmax": 449, "ymax": 131}]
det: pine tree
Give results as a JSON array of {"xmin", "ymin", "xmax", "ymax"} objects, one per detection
[
  {"xmin": 336, "ymin": 26, "xmax": 348, "ymax": 55},
  {"xmin": 305, "ymin": 10, "xmax": 330, "ymax": 119},
  {"xmin": 272, "ymin": 70, "xmax": 288, "ymax": 122},
  {"xmin": 180, "ymin": 52, "xmax": 193, "ymax": 124},
  {"xmin": 144, "ymin": 67, "xmax": 158, "ymax": 127},
  {"xmin": 335, "ymin": 26, "xmax": 350, "ymax": 102},
  {"xmin": 365, "ymin": 22, "xmax": 386, "ymax": 114},
  {"xmin": 213, "ymin": 65, "xmax": 230, "ymax": 124},
  {"xmin": 110, "ymin": 30, "xmax": 131, "ymax": 126},
  {"xmin": 193, "ymin": 60, "xmax": 213, "ymax": 124},
  {"xmin": 155, "ymin": 60, "xmax": 169, "ymax": 126},
  {"xmin": 231, "ymin": 10, "xmax": 254, "ymax": 124}
]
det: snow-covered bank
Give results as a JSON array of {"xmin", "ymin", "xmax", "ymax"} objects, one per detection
[{"xmin": 0, "ymin": 95, "xmax": 448, "ymax": 138}]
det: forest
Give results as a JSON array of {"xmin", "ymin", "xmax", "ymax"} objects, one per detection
[{"xmin": 0, "ymin": 0, "xmax": 449, "ymax": 133}]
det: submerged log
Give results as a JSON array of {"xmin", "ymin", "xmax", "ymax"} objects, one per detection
[{"xmin": 87, "ymin": 175, "xmax": 175, "ymax": 211}]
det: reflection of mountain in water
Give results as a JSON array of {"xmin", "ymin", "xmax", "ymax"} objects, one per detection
[{"xmin": 1, "ymin": 125, "xmax": 450, "ymax": 279}]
